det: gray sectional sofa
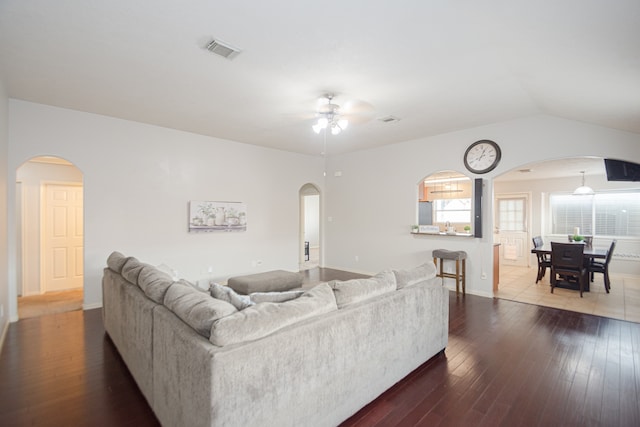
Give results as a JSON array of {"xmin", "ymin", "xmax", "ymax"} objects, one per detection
[{"xmin": 102, "ymin": 251, "xmax": 449, "ymax": 427}]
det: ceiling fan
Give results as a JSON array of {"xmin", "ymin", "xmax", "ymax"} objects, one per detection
[{"xmin": 310, "ymin": 93, "xmax": 375, "ymax": 135}]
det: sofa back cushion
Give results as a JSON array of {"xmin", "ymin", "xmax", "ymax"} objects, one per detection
[
  {"xmin": 393, "ymin": 262, "xmax": 437, "ymax": 289},
  {"xmin": 164, "ymin": 281, "xmax": 238, "ymax": 338},
  {"xmin": 138, "ymin": 265, "xmax": 174, "ymax": 303},
  {"xmin": 106, "ymin": 251, "xmax": 128, "ymax": 273},
  {"xmin": 329, "ymin": 269, "xmax": 396, "ymax": 308},
  {"xmin": 209, "ymin": 283, "xmax": 338, "ymax": 347},
  {"xmin": 121, "ymin": 257, "xmax": 148, "ymax": 285}
]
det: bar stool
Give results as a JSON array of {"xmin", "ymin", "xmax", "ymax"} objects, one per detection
[{"xmin": 432, "ymin": 249, "xmax": 467, "ymax": 295}]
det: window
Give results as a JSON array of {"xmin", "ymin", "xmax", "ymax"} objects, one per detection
[
  {"xmin": 434, "ymin": 198, "xmax": 471, "ymax": 223},
  {"xmin": 550, "ymin": 190, "xmax": 640, "ymax": 237},
  {"xmin": 497, "ymin": 197, "xmax": 527, "ymax": 232}
]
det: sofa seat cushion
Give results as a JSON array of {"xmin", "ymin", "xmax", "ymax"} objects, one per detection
[
  {"xmin": 209, "ymin": 283, "xmax": 337, "ymax": 346},
  {"xmin": 164, "ymin": 280, "xmax": 238, "ymax": 338},
  {"xmin": 329, "ymin": 269, "xmax": 397, "ymax": 308},
  {"xmin": 227, "ymin": 270, "xmax": 303, "ymax": 294},
  {"xmin": 393, "ymin": 262, "xmax": 437, "ymax": 289}
]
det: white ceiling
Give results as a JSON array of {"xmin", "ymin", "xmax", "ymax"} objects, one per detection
[
  {"xmin": 1, "ymin": 0, "xmax": 639, "ymax": 157},
  {"xmin": 495, "ymin": 156, "xmax": 605, "ymax": 182}
]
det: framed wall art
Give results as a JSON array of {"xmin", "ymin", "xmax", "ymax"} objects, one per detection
[{"xmin": 189, "ymin": 201, "xmax": 247, "ymax": 233}]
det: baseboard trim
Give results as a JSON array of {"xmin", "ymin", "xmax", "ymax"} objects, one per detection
[{"xmin": 83, "ymin": 302, "xmax": 103, "ymax": 311}]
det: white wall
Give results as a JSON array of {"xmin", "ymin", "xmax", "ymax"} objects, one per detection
[
  {"xmin": 324, "ymin": 115, "xmax": 640, "ymax": 296},
  {"xmin": 16, "ymin": 161, "xmax": 83, "ymax": 295},
  {"xmin": 7, "ymin": 100, "xmax": 325, "ymax": 317},
  {"xmin": 0, "ymin": 78, "xmax": 9, "ymax": 343}
]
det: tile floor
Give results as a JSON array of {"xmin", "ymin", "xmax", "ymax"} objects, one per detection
[{"xmin": 496, "ymin": 264, "xmax": 640, "ymax": 323}]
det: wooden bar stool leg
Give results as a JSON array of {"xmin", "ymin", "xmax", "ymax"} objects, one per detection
[
  {"xmin": 462, "ymin": 259, "xmax": 466, "ymax": 294},
  {"xmin": 455, "ymin": 259, "xmax": 460, "ymax": 295}
]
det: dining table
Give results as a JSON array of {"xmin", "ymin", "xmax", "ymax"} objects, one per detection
[{"xmin": 531, "ymin": 242, "xmax": 609, "ymax": 292}]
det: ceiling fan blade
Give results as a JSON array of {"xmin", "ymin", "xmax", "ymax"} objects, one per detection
[{"xmin": 341, "ymin": 99, "xmax": 376, "ymax": 124}]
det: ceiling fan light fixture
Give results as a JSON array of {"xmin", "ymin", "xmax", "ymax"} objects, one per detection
[{"xmin": 312, "ymin": 93, "xmax": 348, "ymax": 136}]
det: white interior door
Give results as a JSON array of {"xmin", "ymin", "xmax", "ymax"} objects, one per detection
[
  {"xmin": 43, "ymin": 184, "xmax": 84, "ymax": 292},
  {"xmin": 495, "ymin": 193, "xmax": 530, "ymax": 267}
]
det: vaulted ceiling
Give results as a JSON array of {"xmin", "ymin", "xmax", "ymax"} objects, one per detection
[{"xmin": 1, "ymin": 1, "xmax": 639, "ymax": 156}]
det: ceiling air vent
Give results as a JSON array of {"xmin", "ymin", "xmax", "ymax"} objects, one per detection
[
  {"xmin": 205, "ymin": 39, "xmax": 241, "ymax": 60},
  {"xmin": 378, "ymin": 115, "xmax": 400, "ymax": 123}
]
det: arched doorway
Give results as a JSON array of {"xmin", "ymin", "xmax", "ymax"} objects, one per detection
[
  {"xmin": 299, "ymin": 183, "xmax": 321, "ymax": 270},
  {"xmin": 16, "ymin": 156, "xmax": 84, "ymax": 319}
]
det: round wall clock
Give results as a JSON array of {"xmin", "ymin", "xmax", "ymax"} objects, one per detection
[{"xmin": 463, "ymin": 139, "xmax": 502, "ymax": 174}]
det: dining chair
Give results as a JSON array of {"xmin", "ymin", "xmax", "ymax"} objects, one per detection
[
  {"xmin": 589, "ymin": 240, "xmax": 616, "ymax": 293},
  {"xmin": 532, "ymin": 236, "xmax": 551, "ymax": 283},
  {"xmin": 550, "ymin": 242, "xmax": 588, "ymax": 297}
]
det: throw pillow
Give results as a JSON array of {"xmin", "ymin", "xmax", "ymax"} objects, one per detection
[
  {"xmin": 210, "ymin": 282, "xmax": 254, "ymax": 310},
  {"xmin": 393, "ymin": 262, "xmax": 437, "ymax": 289},
  {"xmin": 156, "ymin": 263, "xmax": 180, "ymax": 281},
  {"xmin": 249, "ymin": 290, "xmax": 305, "ymax": 304}
]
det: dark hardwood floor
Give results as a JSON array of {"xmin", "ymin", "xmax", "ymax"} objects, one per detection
[{"xmin": 1, "ymin": 269, "xmax": 639, "ymax": 426}]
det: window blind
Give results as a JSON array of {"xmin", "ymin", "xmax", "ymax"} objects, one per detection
[{"xmin": 551, "ymin": 190, "xmax": 640, "ymax": 237}]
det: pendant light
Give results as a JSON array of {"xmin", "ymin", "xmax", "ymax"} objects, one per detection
[{"xmin": 573, "ymin": 171, "xmax": 595, "ymax": 195}]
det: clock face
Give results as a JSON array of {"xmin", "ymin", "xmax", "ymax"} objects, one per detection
[{"xmin": 464, "ymin": 140, "xmax": 501, "ymax": 174}]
